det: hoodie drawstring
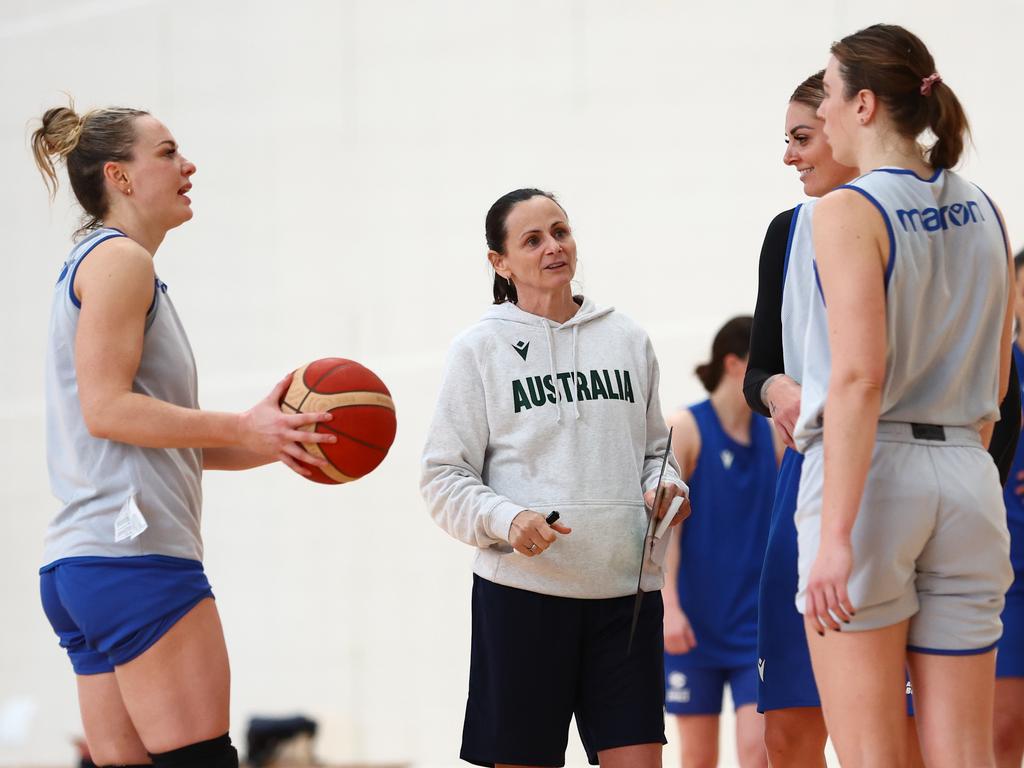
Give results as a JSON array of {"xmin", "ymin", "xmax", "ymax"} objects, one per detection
[
  {"xmin": 571, "ymin": 324, "xmax": 580, "ymax": 420},
  {"xmin": 543, "ymin": 321, "xmax": 582, "ymax": 424},
  {"xmin": 543, "ymin": 320, "xmax": 561, "ymax": 423}
]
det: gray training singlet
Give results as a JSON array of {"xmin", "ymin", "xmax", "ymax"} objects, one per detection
[
  {"xmin": 42, "ymin": 228, "xmax": 203, "ymax": 566},
  {"xmin": 795, "ymin": 168, "xmax": 1009, "ymax": 451},
  {"xmin": 781, "ymin": 201, "xmax": 818, "ymax": 386}
]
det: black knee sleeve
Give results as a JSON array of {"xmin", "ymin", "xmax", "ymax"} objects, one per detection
[
  {"xmin": 149, "ymin": 733, "xmax": 238, "ymax": 768},
  {"xmin": 96, "ymin": 764, "xmax": 151, "ymax": 768}
]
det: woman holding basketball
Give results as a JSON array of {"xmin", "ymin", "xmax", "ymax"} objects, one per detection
[
  {"xmin": 794, "ymin": 24, "xmax": 1014, "ymax": 765},
  {"xmin": 32, "ymin": 104, "xmax": 332, "ymax": 768},
  {"xmin": 421, "ymin": 188, "xmax": 687, "ymax": 768}
]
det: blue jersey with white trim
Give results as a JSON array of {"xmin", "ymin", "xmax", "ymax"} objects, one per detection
[
  {"xmin": 795, "ymin": 168, "xmax": 1008, "ymax": 450},
  {"xmin": 43, "ymin": 228, "xmax": 203, "ymax": 566},
  {"xmin": 675, "ymin": 399, "xmax": 775, "ymax": 667}
]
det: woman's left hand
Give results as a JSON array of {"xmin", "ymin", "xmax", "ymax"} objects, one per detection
[
  {"xmin": 643, "ymin": 482, "xmax": 689, "ymax": 528},
  {"xmin": 804, "ymin": 536, "xmax": 856, "ymax": 635}
]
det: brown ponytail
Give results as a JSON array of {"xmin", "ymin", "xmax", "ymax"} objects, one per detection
[
  {"xmin": 927, "ymin": 78, "xmax": 969, "ymax": 170},
  {"xmin": 830, "ymin": 24, "xmax": 970, "ymax": 169},
  {"xmin": 31, "ymin": 100, "xmax": 148, "ymax": 236},
  {"xmin": 695, "ymin": 316, "xmax": 753, "ymax": 392}
]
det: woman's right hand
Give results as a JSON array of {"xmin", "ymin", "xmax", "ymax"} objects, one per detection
[
  {"xmin": 764, "ymin": 374, "xmax": 802, "ymax": 450},
  {"xmin": 509, "ymin": 510, "xmax": 572, "ymax": 557},
  {"xmin": 237, "ymin": 374, "xmax": 336, "ymax": 476},
  {"xmin": 663, "ymin": 604, "xmax": 697, "ymax": 655}
]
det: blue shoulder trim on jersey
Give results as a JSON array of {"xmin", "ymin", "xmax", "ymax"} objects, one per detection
[
  {"xmin": 874, "ymin": 167, "xmax": 944, "ymax": 183},
  {"xmin": 812, "ymin": 259, "xmax": 826, "ymax": 305},
  {"xmin": 781, "ymin": 203, "xmax": 802, "ymax": 290},
  {"xmin": 68, "ymin": 231, "xmax": 128, "ymax": 309},
  {"xmin": 973, "ymin": 183, "xmax": 1010, "ymax": 255},
  {"xmin": 906, "ymin": 641, "xmax": 998, "ymax": 656},
  {"xmin": 835, "ymin": 184, "xmax": 896, "ymax": 292}
]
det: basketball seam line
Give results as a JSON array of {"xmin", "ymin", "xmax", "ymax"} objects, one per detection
[
  {"xmin": 296, "ymin": 392, "xmax": 395, "ymax": 411},
  {"xmin": 319, "ymin": 423, "xmax": 390, "ymax": 453},
  {"xmin": 298, "ymin": 361, "xmax": 353, "ymax": 411}
]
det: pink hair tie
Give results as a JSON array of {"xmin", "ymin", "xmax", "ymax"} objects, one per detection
[{"xmin": 920, "ymin": 72, "xmax": 942, "ymax": 96}]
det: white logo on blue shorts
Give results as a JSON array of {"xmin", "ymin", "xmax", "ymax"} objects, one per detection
[{"xmin": 666, "ymin": 671, "xmax": 690, "ymax": 703}]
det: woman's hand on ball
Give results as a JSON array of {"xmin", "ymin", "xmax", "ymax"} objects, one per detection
[
  {"xmin": 509, "ymin": 510, "xmax": 572, "ymax": 556},
  {"xmin": 239, "ymin": 375, "xmax": 336, "ymax": 475}
]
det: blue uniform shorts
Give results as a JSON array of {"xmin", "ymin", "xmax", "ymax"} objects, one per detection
[
  {"xmin": 997, "ymin": 573, "xmax": 1024, "ymax": 678},
  {"xmin": 664, "ymin": 656, "xmax": 758, "ymax": 715},
  {"xmin": 40, "ymin": 555, "xmax": 214, "ymax": 675},
  {"xmin": 461, "ymin": 575, "xmax": 666, "ymax": 767},
  {"xmin": 756, "ymin": 450, "xmax": 819, "ymax": 712}
]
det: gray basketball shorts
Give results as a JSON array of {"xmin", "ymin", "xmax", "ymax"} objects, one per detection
[{"xmin": 795, "ymin": 422, "xmax": 1013, "ymax": 654}]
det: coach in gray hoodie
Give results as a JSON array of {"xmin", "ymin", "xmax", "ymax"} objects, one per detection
[{"xmin": 421, "ymin": 188, "xmax": 687, "ymax": 768}]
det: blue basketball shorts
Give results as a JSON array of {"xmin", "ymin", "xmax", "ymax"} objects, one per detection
[
  {"xmin": 460, "ymin": 575, "xmax": 666, "ymax": 767},
  {"xmin": 997, "ymin": 572, "xmax": 1024, "ymax": 678},
  {"xmin": 664, "ymin": 655, "xmax": 758, "ymax": 715},
  {"xmin": 756, "ymin": 449, "xmax": 819, "ymax": 712},
  {"xmin": 40, "ymin": 555, "xmax": 214, "ymax": 675}
]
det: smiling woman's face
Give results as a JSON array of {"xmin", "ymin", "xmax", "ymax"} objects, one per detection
[
  {"xmin": 489, "ymin": 195, "xmax": 577, "ymax": 299},
  {"xmin": 782, "ymin": 100, "xmax": 856, "ymax": 198}
]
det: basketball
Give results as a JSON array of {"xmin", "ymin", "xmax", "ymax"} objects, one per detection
[{"xmin": 279, "ymin": 358, "xmax": 397, "ymax": 485}]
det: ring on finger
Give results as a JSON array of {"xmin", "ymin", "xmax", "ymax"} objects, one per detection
[{"xmin": 527, "ymin": 543, "xmax": 538, "ymax": 552}]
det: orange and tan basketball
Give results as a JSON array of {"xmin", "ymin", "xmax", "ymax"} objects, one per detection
[{"xmin": 279, "ymin": 358, "xmax": 397, "ymax": 485}]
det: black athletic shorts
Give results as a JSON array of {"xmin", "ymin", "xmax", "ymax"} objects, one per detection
[{"xmin": 460, "ymin": 575, "xmax": 666, "ymax": 767}]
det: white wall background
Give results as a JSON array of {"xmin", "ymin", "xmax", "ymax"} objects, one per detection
[{"xmin": 1, "ymin": 1, "xmax": 1021, "ymax": 765}]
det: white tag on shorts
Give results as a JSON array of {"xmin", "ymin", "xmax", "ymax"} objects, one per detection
[{"xmin": 114, "ymin": 495, "xmax": 148, "ymax": 542}]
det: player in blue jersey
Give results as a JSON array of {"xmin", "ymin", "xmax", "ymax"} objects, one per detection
[
  {"xmin": 797, "ymin": 25, "xmax": 1014, "ymax": 766},
  {"xmin": 31, "ymin": 103, "xmax": 332, "ymax": 768},
  {"xmin": 995, "ymin": 249, "xmax": 1024, "ymax": 768},
  {"xmin": 664, "ymin": 316, "xmax": 778, "ymax": 768}
]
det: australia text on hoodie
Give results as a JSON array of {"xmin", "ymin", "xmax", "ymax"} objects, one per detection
[{"xmin": 421, "ymin": 296, "xmax": 685, "ymax": 599}]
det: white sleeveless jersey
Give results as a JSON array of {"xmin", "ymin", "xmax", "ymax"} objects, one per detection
[
  {"xmin": 781, "ymin": 201, "xmax": 818, "ymax": 385},
  {"xmin": 43, "ymin": 228, "xmax": 204, "ymax": 565},
  {"xmin": 795, "ymin": 168, "xmax": 1009, "ymax": 450}
]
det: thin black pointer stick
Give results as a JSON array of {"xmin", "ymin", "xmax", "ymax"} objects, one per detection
[{"xmin": 626, "ymin": 426, "xmax": 674, "ymax": 655}]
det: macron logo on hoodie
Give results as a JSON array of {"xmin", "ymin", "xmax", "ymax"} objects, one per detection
[{"xmin": 512, "ymin": 369, "xmax": 635, "ymax": 413}]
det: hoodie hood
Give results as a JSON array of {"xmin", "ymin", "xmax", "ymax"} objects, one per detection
[
  {"xmin": 480, "ymin": 296, "xmax": 615, "ymax": 422},
  {"xmin": 481, "ymin": 295, "xmax": 614, "ymax": 329}
]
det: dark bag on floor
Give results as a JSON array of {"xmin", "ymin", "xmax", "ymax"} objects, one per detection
[{"xmin": 245, "ymin": 715, "xmax": 318, "ymax": 766}]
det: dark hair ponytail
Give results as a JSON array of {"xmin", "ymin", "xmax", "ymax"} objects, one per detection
[
  {"xmin": 695, "ymin": 316, "xmax": 753, "ymax": 392},
  {"xmin": 485, "ymin": 188, "xmax": 562, "ymax": 304},
  {"xmin": 830, "ymin": 24, "xmax": 970, "ymax": 169},
  {"xmin": 926, "ymin": 79, "xmax": 969, "ymax": 170}
]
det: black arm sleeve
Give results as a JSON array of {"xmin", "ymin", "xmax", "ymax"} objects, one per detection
[
  {"xmin": 744, "ymin": 208, "xmax": 796, "ymax": 417},
  {"xmin": 990, "ymin": 353, "xmax": 1021, "ymax": 487}
]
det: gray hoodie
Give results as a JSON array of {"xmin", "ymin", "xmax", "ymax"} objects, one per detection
[{"xmin": 420, "ymin": 296, "xmax": 685, "ymax": 599}]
